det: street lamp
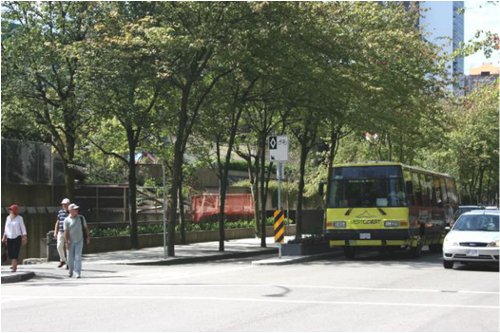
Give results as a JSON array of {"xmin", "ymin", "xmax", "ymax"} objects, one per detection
[
  {"xmin": 161, "ymin": 136, "xmax": 171, "ymax": 259},
  {"xmin": 162, "ymin": 162, "xmax": 167, "ymax": 259}
]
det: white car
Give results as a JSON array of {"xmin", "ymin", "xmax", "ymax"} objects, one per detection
[{"xmin": 443, "ymin": 210, "xmax": 499, "ymax": 269}]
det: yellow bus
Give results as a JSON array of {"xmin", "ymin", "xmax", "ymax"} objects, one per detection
[{"xmin": 324, "ymin": 162, "xmax": 458, "ymax": 258}]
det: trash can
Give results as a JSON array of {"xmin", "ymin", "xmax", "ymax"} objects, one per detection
[{"xmin": 46, "ymin": 231, "xmax": 59, "ymax": 262}]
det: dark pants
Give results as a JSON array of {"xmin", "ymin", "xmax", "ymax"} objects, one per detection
[{"xmin": 7, "ymin": 236, "xmax": 22, "ymax": 260}]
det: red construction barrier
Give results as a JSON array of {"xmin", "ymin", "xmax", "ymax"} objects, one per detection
[{"xmin": 191, "ymin": 193, "xmax": 254, "ymax": 222}]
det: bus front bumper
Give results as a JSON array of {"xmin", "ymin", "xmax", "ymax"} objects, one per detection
[{"xmin": 325, "ymin": 229, "xmax": 414, "ymax": 247}]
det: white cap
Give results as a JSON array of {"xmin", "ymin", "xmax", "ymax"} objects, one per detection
[
  {"xmin": 61, "ymin": 198, "xmax": 70, "ymax": 204},
  {"xmin": 68, "ymin": 203, "xmax": 79, "ymax": 211}
]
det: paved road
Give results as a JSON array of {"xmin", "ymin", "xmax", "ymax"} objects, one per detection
[{"xmin": 2, "ymin": 251, "xmax": 498, "ymax": 331}]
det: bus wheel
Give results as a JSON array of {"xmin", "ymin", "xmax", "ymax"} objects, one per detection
[
  {"xmin": 410, "ymin": 242, "xmax": 422, "ymax": 258},
  {"xmin": 344, "ymin": 246, "xmax": 356, "ymax": 259},
  {"xmin": 429, "ymin": 243, "xmax": 442, "ymax": 253}
]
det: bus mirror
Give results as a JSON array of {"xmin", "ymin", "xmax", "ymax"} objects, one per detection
[
  {"xmin": 318, "ymin": 182, "xmax": 324, "ymax": 196},
  {"xmin": 405, "ymin": 181, "xmax": 413, "ymax": 194}
]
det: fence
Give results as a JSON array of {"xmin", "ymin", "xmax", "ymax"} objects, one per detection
[{"xmin": 191, "ymin": 193, "xmax": 254, "ymax": 222}]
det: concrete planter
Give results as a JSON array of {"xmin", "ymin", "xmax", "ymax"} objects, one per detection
[{"xmin": 281, "ymin": 241, "xmax": 330, "ymax": 256}]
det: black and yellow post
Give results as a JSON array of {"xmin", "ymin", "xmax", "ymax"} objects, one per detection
[{"xmin": 274, "ymin": 209, "xmax": 285, "ymax": 257}]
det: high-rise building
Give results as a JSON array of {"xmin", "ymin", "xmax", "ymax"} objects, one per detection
[
  {"xmin": 418, "ymin": 1, "xmax": 465, "ymax": 92},
  {"xmin": 464, "ymin": 63, "xmax": 499, "ymax": 94}
]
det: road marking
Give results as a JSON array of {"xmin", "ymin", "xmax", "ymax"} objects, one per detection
[
  {"xmin": 2, "ymin": 295, "xmax": 498, "ymax": 310},
  {"xmin": 280, "ymin": 284, "xmax": 499, "ymax": 295}
]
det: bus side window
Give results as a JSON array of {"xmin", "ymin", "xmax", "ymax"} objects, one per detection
[
  {"xmin": 412, "ymin": 172, "xmax": 422, "ymax": 206},
  {"xmin": 422, "ymin": 174, "xmax": 432, "ymax": 206},
  {"xmin": 440, "ymin": 178, "xmax": 449, "ymax": 204},
  {"xmin": 446, "ymin": 178, "xmax": 458, "ymax": 206},
  {"xmin": 433, "ymin": 176, "xmax": 443, "ymax": 206}
]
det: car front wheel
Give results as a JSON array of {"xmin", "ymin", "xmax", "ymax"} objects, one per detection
[{"xmin": 443, "ymin": 260, "xmax": 454, "ymax": 269}]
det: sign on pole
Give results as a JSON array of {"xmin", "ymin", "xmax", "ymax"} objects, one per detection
[
  {"xmin": 273, "ymin": 210, "xmax": 285, "ymax": 243},
  {"xmin": 268, "ymin": 135, "xmax": 288, "ymax": 162}
]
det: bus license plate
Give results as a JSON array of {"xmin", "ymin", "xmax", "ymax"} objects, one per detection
[
  {"xmin": 360, "ymin": 233, "xmax": 371, "ymax": 240},
  {"xmin": 466, "ymin": 249, "xmax": 479, "ymax": 257}
]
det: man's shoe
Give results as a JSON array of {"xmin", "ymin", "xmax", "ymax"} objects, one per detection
[
  {"xmin": 68, "ymin": 272, "xmax": 73, "ymax": 278},
  {"xmin": 75, "ymin": 274, "xmax": 81, "ymax": 279},
  {"xmin": 58, "ymin": 261, "xmax": 65, "ymax": 268}
]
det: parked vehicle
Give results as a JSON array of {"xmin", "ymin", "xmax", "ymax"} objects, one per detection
[
  {"xmin": 324, "ymin": 162, "xmax": 458, "ymax": 259},
  {"xmin": 452, "ymin": 205, "xmax": 483, "ymax": 222},
  {"xmin": 443, "ymin": 210, "xmax": 499, "ymax": 269}
]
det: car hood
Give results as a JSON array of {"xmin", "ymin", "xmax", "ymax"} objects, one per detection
[{"xmin": 446, "ymin": 230, "xmax": 499, "ymax": 243}]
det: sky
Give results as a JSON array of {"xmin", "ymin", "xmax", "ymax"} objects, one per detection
[{"xmin": 463, "ymin": 0, "xmax": 500, "ymax": 74}]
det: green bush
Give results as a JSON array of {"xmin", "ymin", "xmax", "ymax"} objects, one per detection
[{"xmin": 88, "ymin": 217, "xmax": 294, "ymax": 237}]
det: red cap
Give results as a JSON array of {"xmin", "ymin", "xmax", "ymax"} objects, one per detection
[{"xmin": 8, "ymin": 204, "xmax": 19, "ymax": 214}]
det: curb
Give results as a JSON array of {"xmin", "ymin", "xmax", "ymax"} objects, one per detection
[
  {"xmin": 252, "ymin": 250, "xmax": 342, "ymax": 265},
  {"xmin": 128, "ymin": 248, "xmax": 278, "ymax": 266},
  {"xmin": 1, "ymin": 271, "xmax": 36, "ymax": 284}
]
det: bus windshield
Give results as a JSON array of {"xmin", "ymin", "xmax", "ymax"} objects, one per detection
[{"xmin": 328, "ymin": 166, "xmax": 407, "ymax": 208}]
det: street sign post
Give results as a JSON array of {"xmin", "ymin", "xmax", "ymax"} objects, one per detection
[
  {"xmin": 268, "ymin": 135, "xmax": 288, "ymax": 211},
  {"xmin": 269, "ymin": 135, "xmax": 288, "ymax": 162},
  {"xmin": 269, "ymin": 135, "xmax": 288, "ymax": 257}
]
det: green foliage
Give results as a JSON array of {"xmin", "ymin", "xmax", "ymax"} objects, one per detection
[
  {"xmin": 89, "ymin": 217, "xmax": 293, "ymax": 237},
  {"xmin": 2, "ymin": 1, "xmax": 497, "ymax": 220}
]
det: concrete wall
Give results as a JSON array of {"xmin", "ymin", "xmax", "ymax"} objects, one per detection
[{"xmin": 39, "ymin": 225, "xmax": 297, "ymax": 260}]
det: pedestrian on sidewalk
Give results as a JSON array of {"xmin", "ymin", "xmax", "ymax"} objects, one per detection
[
  {"xmin": 64, "ymin": 204, "xmax": 90, "ymax": 278},
  {"xmin": 1, "ymin": 204, "xmax": 27, "ymax": 272},
  {"xmin": 54, "ymin": 198, "xmax": 70, "ymax": 268}
]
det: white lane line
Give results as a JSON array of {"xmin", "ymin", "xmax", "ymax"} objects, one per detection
[
  {"xmin": 1, "ymin": 295, "xmax": 498, "ymax": 310},
  {"xmin": 132, "ymin": 283, "xmax": 498, "ymax": 296},
  {"xmin": 281, "ymin": 284, "xmax": 500, "ymax": 295}
]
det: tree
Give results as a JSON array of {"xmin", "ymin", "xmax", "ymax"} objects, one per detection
[
  {"xmin": 80, "ymin": 2, "xmax": 161, "ymax": 248},
  {"xmin": 151, "ymin": 2, "xmax": 243, "ymax": 256},
  {"xmin": 1, "ymin": 1, "xmax": 102, "ymax": 198},
  {"xmin": 444, "ymin": 83, "xmax": 499, "ymax": 204}
]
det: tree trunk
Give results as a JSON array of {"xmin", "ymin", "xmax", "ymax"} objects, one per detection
[
  {"xmin": 168, "ymin": 136, "xmax": 183, "ymax": 256},
  {"xmin": 247, "ymin": 156, "xmax": 259, "ymax": 236},
  {"xmin": 179, "ymin": 173, "xmax": 186, "ymax": 245},
  {"xmin": 62, "ymin": 161, "xmax": 75, "ymax": 200},
  {"xmin": 295, "ymin": 136, "xmax": 308, "ymax": 239},
  {"xmin": 477, "ymin": 166, "xmax": 485, "ymax": 204},
  {"xmin": 218, "ymin": 176, "xmax": 227, "ymax": 252}
]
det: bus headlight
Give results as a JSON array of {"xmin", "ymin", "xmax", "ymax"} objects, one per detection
[
  {"xmin": 384, "ymin": 220, "xmax": 400, "ymax": 228},
  {"xmin": 333, "ymin": 221, "xmax": 346, "ymax": 228}
]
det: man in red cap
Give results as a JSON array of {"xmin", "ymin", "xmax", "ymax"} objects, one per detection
[{"xmin": 2, "ymin": 204, "xmax": 27, "ymax": 272}]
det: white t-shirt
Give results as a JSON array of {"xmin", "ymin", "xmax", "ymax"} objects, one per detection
[{"xmin": 3, "ymin": 215, "xmax": 27, "ymax": 239}]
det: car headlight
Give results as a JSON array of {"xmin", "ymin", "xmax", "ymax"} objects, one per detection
[
  {"xmin": 487, "ymin": 240, "xmax": 500, "ymax": 247},
  {"xmin": 444, "ymin": 238, "xmax": 458, "ymax": 246},
  {"xmin": 333, "ymin": 221, "xmax": 346, "ymax": 228},
  {"xmin": 384, "ymin": 220, "xmax": 400, "ymax": 228}
]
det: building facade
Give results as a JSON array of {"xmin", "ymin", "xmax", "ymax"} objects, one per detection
[
  {"xmin": 464, "ymin": 63, "xmax": 500, "ymax": 94},
  {"xmin": 418, "ymin": 1, "xmax": 465, "ymax": 92}
]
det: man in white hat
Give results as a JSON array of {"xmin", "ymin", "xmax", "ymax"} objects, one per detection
[
  {"xmin": 64, "ymin": 203, "xmax": 90, "ymax": 278},
  {"xmin": 54, "ymin": 198, "xmax": 70, "ymax": 268}
]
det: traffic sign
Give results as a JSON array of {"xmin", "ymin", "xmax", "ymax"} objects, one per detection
[
  {"xmin": 273, "ymin": 209, "xmax": 285, "ymax": 243},
  {"xmin": 268, "ymin": 135, "xmax": 288, "ymax": 161}
]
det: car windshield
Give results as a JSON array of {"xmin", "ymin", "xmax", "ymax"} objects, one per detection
[{"xmin": 453, "ymin": 215, "xmax": 499, "ymax": 232}]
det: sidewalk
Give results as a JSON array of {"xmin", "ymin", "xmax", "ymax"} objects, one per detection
[{"xmin": 1, "ymin": 236, "xmax": 339, "ymax": 283}]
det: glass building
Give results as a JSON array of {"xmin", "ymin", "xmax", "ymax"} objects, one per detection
[{"xmin": 418, "ymin": 1, "xmax": 465, "ymax": 93}]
